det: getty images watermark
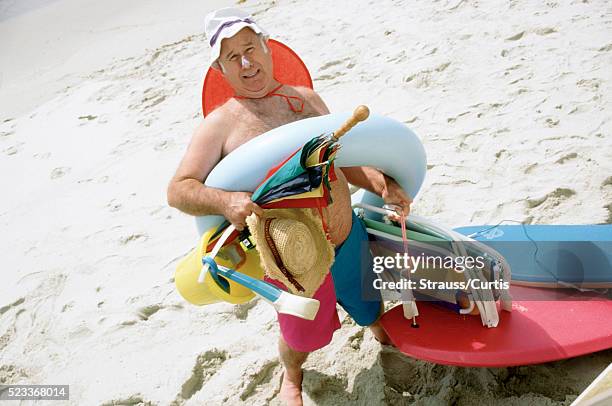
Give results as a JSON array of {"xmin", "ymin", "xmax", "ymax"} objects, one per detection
[{"xmin": 371, "ymin": 253, "xmax": 510, "ymax": 291}]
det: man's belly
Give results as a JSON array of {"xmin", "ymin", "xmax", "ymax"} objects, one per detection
[{"xmin": 322, "ymin": 169, "xmax": 353, "ymax": 247}]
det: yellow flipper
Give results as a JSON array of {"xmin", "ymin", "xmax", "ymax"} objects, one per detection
[{"xmin": 175, "ymin": 229, "xmax": 264, "ymax": 305}]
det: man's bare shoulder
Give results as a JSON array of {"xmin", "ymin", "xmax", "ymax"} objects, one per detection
[
  {"xmin": 196, "ymin": 100, "xmax": 242, "ymax": 136},
  {"xmin": 292, "ymin": 86, "xmax": 320, "ymax": 99}
]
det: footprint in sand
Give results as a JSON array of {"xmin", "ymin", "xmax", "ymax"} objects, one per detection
[
  {"xmin": 78, "ymin": 114, "xmax": 97, "ymax": 121},
  {"xmin": 0, "ymin": 298, "xmax": 26, "ymax": 353},
  {"xmin": 137, "ymin": 117, "xmax": 153, "ymax": 127},
  {"xmin": 504, "ymin": 64, "xmax": 523, "ymax": 77},
  {"xmin": 386, "ymin": 50, "xmax": 406, "ymax": 63},
  {"xmin": 239, "ymin": 359, "xmax": 280, "ymax": 401},
  {"xmin": 404, "ymin": 62, "xmax": 452, "ymax": 89},
  {"xmin": 505, "ymin": 31, "xmax": 524, "ymax": 41},
  {"xmin": 446, "ymin": 111, "xmax": 470, "ymax": 124},
  {"xmin": 314, "ymin": 58, "xmax": 355, "ymax": 81},
  {"xmin": 526, "ymin": 188, "xmax": 576, "ymax": 209},
  {"xmin": 119, "ymin": 233, "xmax": 148, "ymax": 245},
  {"xmin": 576, "ymin": 78, "xmax": 602, "ymax": 91},
  {"xmin": 545, "ymin": 117, "xmax": 560, "ymax": 127},
  {"xmin": 154, "ymin": 139, "xmax": 174, "ymax": 151},
  {"xmin": 555, "ymin": 152, "xmax": 577, "ymax": 164},
  {"xmin": 61, "ymin": 301, "xmax": 75, "ymax": 313},
  {"xmin": 136, "ymin": 304, "xmax": 162, "ymax": 321},
  {"xmin": 302, "ymin": 371, "xmax": 349, "ymax": 403},
  {"xmin": 233, "ymin": 299, "xmax": 259, "ymax": 320},
  {"xmin": 0, "ymin": 297, "xmax": 26, "ymax": 317},
  {"xmin": 534, "ymin": 27, "xmax": 556, "ymax": 36},
  {"xmin": 0, "ymin": 364, "xmax": 29, "ymax": 385},
  {"xmin": 348, "ymin": 328, "xmax": 365, "ymax": 350},
  {"xmin": 495, "ymin": 149, "xmax": 507, "ymax": 160},
  {"xmin": 68, "ymin": 323, "xmax": 93, "ymax": 340},
  {"xmin": 599, "ymin": 43, "xmax": 612, "ymax": 52},
  {"xmin": 50, "ymin": 167, "xmax": 71, "ymax": 179},
  {"xmin": 3, "ymin": 144, "xmax": 21, "ymax": 156},
  {"xmin": 0, "ymin": 325, "xmax": 16, "ymax": 352},
  {"xmin": 135, "ymin": 88, "xmax": 167, "ymax": 111},
  {"xmin": 173, "ymin": 349, "xmax": 228, "ymax": 403},
  {"xmin": 318, "ymin": 58, "xmax": 351, "ymax": 72},
  {"xmin": 106, "ymin": 199, "xmax": 122, "ymax": 212}
]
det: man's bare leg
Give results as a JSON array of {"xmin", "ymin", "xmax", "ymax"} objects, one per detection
[
  {"xmin": 369, "ymin": 303, "xmax": 392, "ymax": 345},
  {"xmin": 369, "ymin": 319, "xmax": 392, "ymax": 345},
  {"xmin": 278, "ymin": 336, "xmax": 308, "ymax": 406}
]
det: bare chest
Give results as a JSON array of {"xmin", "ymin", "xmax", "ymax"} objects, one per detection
[{"xmin": 221, "ymin": 97, "xmax": 320, "ymax": 157}]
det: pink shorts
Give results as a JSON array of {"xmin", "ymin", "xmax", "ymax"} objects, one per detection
[{"xmin": 265, "ymin": 273, "xmax": 341, "ymax": 352}]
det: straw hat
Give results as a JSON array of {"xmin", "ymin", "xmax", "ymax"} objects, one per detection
[{"xmin": 246, "ymin": 208, "xmax": 334, "ymax": 297}]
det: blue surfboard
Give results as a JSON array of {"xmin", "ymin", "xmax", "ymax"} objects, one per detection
[{"xmin": 453, "ymin": 224, "xmax": 612, "ymax": 288}]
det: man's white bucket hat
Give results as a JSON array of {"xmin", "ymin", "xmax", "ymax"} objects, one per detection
[{"xmin": 204, "ymin": 7, "xmax": 268, "ymax": 65}]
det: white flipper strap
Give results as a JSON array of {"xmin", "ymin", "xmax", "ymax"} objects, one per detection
[{"xmin": 198, "ymin": 224, "xmax": 236, "ymax": 283}]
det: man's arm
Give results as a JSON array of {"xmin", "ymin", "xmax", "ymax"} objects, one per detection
[
  {"xmin": 167, "ymin": 115, "xmax": 227, "ymax": 215},
  {"xmin": 167, "ymin": 114, "xmax": 262, "ymax": 230},
  {"xmin": 342, "ymin": 167, "xmax": 412, "ymax": 218},
  {"xmin": 341, "ymin": 166, "xmax": 386, "ymax": 196}
]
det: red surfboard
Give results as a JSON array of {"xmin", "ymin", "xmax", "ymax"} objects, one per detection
[{"xmin": 380, "ymin": 285, "xmax": 612, "ymax": 367}]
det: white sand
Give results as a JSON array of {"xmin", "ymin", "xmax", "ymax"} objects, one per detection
[
  {"xmin": 0, "ymin": 0, "xmax": 230, "ymax": 117},
  {"xmin": 1, "ymin": 0, "xmax": 611, "ymax": 404}
]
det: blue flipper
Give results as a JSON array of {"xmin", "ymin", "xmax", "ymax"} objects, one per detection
[
  {"xmin": 202, "ymin": 256, "xmax": 279, "ymax": 302},
  {"xmin": 201, "ymin": 257, "xmax": 320, "ymax": 320}
]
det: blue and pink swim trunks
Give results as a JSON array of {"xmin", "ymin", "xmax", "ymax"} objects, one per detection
[{"xmin": 265, "ymin": 212, "xmax": 382, "ymax": 352}]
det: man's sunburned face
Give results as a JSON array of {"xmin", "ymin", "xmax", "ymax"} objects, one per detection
[{"xmin": 218, "ymin": 28, "xmax": 275, "ymax": 98}]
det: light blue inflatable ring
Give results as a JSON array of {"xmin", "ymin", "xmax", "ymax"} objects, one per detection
[{"xmin": 196, "ymin": 112, "xmax": 427, "ymax": 235}]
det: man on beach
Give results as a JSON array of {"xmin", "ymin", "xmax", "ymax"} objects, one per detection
[{"xmin": 167, "ymin": 8, "xmax": 412, "ymax": 405}]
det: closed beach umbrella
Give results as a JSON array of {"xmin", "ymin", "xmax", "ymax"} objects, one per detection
[{"xmin": 207, "ymin": 106, "xmax": 370, "ymax": 251}]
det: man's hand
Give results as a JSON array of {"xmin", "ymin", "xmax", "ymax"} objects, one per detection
[
  {"xmin": 381, "ymin": 176, "xmax": 412, "ymax": 223},
  {"xmin": 223, "ymin": 192, "xmax": 264, "ymax": 231}
]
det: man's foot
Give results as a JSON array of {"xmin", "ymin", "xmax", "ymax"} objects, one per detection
[{"xmin": 279, "ymin": 370, "xmax": 303, "ymax": 406}]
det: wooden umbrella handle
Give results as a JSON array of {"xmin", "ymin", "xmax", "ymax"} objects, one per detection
[{"xmin": 333, "ymin": 105, "xmax": 370, "ymax": 139}]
